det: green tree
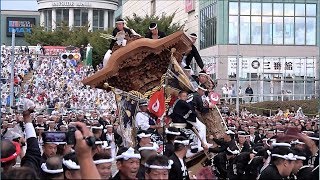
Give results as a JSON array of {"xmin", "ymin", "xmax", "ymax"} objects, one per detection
[
  {"xmin": 24, "ymin": 13, "xmax": 182, "ymax": 68},
  {"xmin": 124, "ymin": 13, "xmax": 183, "ymax": 37}
]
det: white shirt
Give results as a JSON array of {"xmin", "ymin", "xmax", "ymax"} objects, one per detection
[{"xmin": 135, "ymin": 112, "xmax": 150, "ymax": 130}]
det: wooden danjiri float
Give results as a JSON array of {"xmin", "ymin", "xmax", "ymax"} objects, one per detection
[{"xmin": 82, "ymin": 31, "xmax": 227, "ymax": 178}]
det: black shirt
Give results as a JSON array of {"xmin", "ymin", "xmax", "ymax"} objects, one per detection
[
  {"xmin": 145, "ymin": 31, "xmax": 166, "ymax": 39},
  {"xmin": 258, "ymin": 164, "xmax": 286, "ymax": 180}
]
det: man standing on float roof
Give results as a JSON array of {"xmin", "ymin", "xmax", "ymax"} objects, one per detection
[
  {"xmin": 145, "ymin": 22, "xmax": 166, "ymax": 39},
  {"xmin": 184, "ymin": 33, "xmax": 205, "ymax": 71},
  {"xmin": 109, "ymin": 18, "xmax": 133, "ymax": 50}
]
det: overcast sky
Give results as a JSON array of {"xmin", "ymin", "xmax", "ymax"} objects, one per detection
[{"xmin": 1, "ymin": 0, "xmax": 38, "ymax": 11}]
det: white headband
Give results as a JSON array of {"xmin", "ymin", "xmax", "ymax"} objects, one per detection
[
  {"xmin": 95, "ymin": 141, "xmax": 104, "ymax": 145},
  {"xmin": 145, "ymin": 160, "xmax": 173, "ymax": 170},
  {"xmin": 41, "ymin": 163, "xmax": 63, "ymax": 174},
  {"xmin": 271, "ymin": 142, "xmax": 291, "ymax": 148},
  {"xmin": 174, "ymin": 140, "xmax": 189, "ymax": 146},
  {"xmin": 290, "ymin": 139, "xmax": 305, "ymax": 145},
  {"xmin": 309, "ymin": 136, "xmax": 319, "ymax": 141},
  {"xmin": 115, "ymin": 147, "xmax": 141, "ymax": 160},
  {"xmin": 252, "ymin": 149, "xmax": 258, "ymax": 154},
  {"xmin": 138, "ymin": 142, "xmax": 159, "ymax": 151},
  {"xmin": 197, "ymin": 85, "xmax": 207, "ymax": 91},
  {"xmin": 62, "ymin": 159, "xmax": 80, "ymax": 170},
  {"xmin": 226, "ymin": 130, "xmax": 235, "ymax": 135},
  {"xmin": 165, "ymin": 129, "xmax": 181, "ymax": 135},
  {"xmin": 189, "ymin": 34, "xmax": 197, "ymax": 39},
  {"xmin": 91, "ymin": 125, "xmax": 103, "ymax": 130},
  {"xmin": 149, "ymin": 24, "xmax": 157, "ymax": 30},
  {"xmin": 94, "ymin": 158, "xmax": 114, "ymax": 165},
  {"xmin": 101, "ymin": 141, "xmax": 111, "ymax": 150},
  {"xmin": 137, "ymin": 133, "xmax": 151, "ymax": 138},
  {"xmin": 227, "ymin": 147, "xmax": 240, "ymax": 155},
  {"xmin": 272, "ymin": 153, "xmax": 296, "ymax": 161},
  {"xmin": 294, "ymin": 155, "xmax": 306, "ymax": 160}
]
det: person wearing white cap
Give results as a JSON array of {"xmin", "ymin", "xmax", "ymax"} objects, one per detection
[
  {"xmin": 184, "ymin": 33, "xmax": 204, "ymax": 71},
  {"xmin": 145, "ymin": 22, "xmax": 166, "ymax": 39},
  {"xmin": 209, "ymin": 130, "xmax": 236, "ymax": 153},
  {"xmin": 137, "ymin": 142, "xmax": 158, "ymax": 179},
  {"xmin": 258, "ymin": 146, "xmax": 296, "ymax": 180},
  {"xmin": 93, "ymin": 152, "xmax": 113, "ymax": 179},
  {"xmin": 169, "ymin": 136, "xmax": 190, "ymax": 180},
  {"xmin": 104, "ymin": 18, "xmax": 133, "ymax": 68},
  {"xmin": 212, "ymin": 146, "xmax": 239, "ymax": 179},
  {"xmin": 135, "ymin": 100, "xmax": 160, "ymax": 132},
  {"xmin": 145, "ymin": 154, "xmax": 173, "ymax": 179},
  {"xmin": 41, "ymin": 155, "xmax": 64, "ymax": 179},
  {"xmin": 135, "ymin": 130, "xmax": 152, "ymax": 151},
  {"xmin": 113, "ymin": 147, "xmax": 141, "ymax": 180}
]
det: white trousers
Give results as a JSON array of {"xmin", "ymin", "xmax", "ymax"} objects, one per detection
[{"xmin": 188, "ymin": 118, "xmax": 208, "ymax": 146}]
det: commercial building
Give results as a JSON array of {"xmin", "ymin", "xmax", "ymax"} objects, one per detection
[
  {"xmin": 0, "ymin": 10, "xmax": 40, "ymax": 46},
  {"xmin": 199, "ymin": 0, "xmax": 319, "ymax": 101},
  {"xmin": 115, "ymin": 0, "xmax": 199, "ymax": 46},
  {"xmin": 115, "ymin": 0, "xmax": 319, "ymax": 100},
  {"xmin": 37, "ymin": 0, "xmax": 119, "ymax": 31}
]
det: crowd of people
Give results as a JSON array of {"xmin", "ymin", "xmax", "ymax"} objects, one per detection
[{"xmin": 1, "ymin": 19, "xmax": 319, "ymax": 180}]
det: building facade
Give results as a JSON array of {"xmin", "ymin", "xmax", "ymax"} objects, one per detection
[
  {"xmin": 37, "ymin": 0, "xmax": 118, "ymax": 31},
  {"xmin": 199, "ymin": 0, "xmax": 319, "ymax": 101},
  {"xmin": 116, "ymin": 0, "xmax": 199, "ymax": 47},
  {"xmin": 0, "ymin": 10, "xmax": 40, "ymax": 46}
]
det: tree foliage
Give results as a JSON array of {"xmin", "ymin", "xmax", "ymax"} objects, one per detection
[
  {"xmin": 24, "ymin": 13, "xmax": 182, "ymax": 68},
  {"xmin": 124, "ymin": 13, "xmax": 183, "ymax": 37}
]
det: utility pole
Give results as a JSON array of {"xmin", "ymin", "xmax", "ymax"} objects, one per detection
[
  {"xmin": 235, "ymin": 0, "xmax": 240, "ymax": 116},
  {"xmin": 10, "ymin": 29, "xmax": 15, "ymax": 108}
]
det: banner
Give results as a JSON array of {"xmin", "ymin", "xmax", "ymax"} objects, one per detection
[
  {"xmin": 86, "ymin": 45, "xmax": 93, "ymax": 66},
  {"xmin": 148, "ymin": 88, "xmax": 165, "ymax": 117}
]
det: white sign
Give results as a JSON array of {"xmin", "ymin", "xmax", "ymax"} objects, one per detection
[
  {"xmin": 228, "ymin": 57, "xmax": 316, "ymax": 77},
  {"xmin": 52, "ymin": 1, "xmax": 91, "ymax": 7}
]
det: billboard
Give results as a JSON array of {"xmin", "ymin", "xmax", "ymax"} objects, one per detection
[{"xmin": 6, "ymin": 17, "xmax": 35, "ymax": 37}]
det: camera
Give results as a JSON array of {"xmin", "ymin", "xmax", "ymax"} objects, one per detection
[
  {"xmin": 42, "ymin": 125, "xmax": 76, "ymax": 145},
  {"xmin": 42, "ymin": 125, "xmax": 95, "ymax": 146}
]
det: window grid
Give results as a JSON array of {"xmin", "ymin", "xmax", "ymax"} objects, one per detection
[
  {"xmin": 228, "ymin": 2, "xmax": 317, "ymax": 46},
  {"xmin": 200, "ymin": 3, "xmax": 217, "ymax": 49}
]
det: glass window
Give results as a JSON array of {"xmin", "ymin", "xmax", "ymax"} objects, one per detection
[
  {"xmin": 240, "ymin": 16, "xmax": 250, "ymax": 44},
  {"xmin": 306, "ymin": 4, "xmax": 317, "ymax": 16},
  {"xmin": 262, "ymin": 17, "xmax": 272, "ymax": 44},
  {"xmin": 229, "ymin": 16, "xmax": 238, "ymax": 44},
  {"xmin": 229, "ymin": 2, "xmax": 238, "ymax": 15},
  {"xmin": 251, "ymin": 16, "xmax": 261, "ymax": 44},
  {"xmin": 284, "ymin": 4, "xmax": 294, "ymax": 16},
  {"xmin": 93, "ymin": 10, "xmax": 99, "ymax": 27},
  {"xmin": 99, "ymin": 10, "xmax": 104, "ymax": 28},
  {"xmin": 295, "ymin": 4, "xmax": 305, "ymax": 16},
  {"xmin": 56, "ymin": 9, "xmax": 62, "ymax": 25},
  {"xmin": 74, "ymin": 9, "xmax": 81, "ymax": 26},
  {"xmin": 63, "ymin": 9, "xmax": 69, "ymax": 24},
  {"xmin": 273, "ymin": 17, "xmax": 283, "ymax": 44},
  {"xmin": 295, "ymin": 17, "xmax": 305, "ymax": 45},
  {"xmin": 81, "ymin": 10, "xmax": 88, "ymax": 26},
  {"xmin": 284, "ymin": 17, "xmax": 294, "ymax": 44},
  {"xmin": 273, "ymin": 3, "xmax": 283, "ymax": 16},
  {"xmin": 262, "ymin": 3, "xmax": 272, "ymax": 16},
  {"xmin": 240, "ymin": 2, "xmax": 250, "ymax": 15},
  {"xmin": 48, "ymin": 10, "xmax": 52, "ymax": 28},
  {"xmin": 306, "ymin": 17, "xmax": 316, "ymax": 45},
  {"xmin": 251, "ymin": 3, "xmax": 261, "ymax": 15}
]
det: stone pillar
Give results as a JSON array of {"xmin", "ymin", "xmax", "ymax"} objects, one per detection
[
  {"xmin": 69, "ymin": 8, "xmax": 74, "ymax": 30},
  {"xmin": 40, "ymin": 11, "xmax": 45, "ymax": 27},
  {"xmin": 52, "ymin": 9, "xmax": 56, "ymax": 31},
  {"xmin": 88, "ymin": 9, "xmax": 93, "ymax": 32},
  {"xmin": 104, "ymin": 10, "xmax": 109, "ymax": 30}
]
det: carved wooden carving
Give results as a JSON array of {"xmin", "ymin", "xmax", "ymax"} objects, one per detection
[{"xmin": 82, "ymin": 31, "xmax": 193, "ymax": 94}]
